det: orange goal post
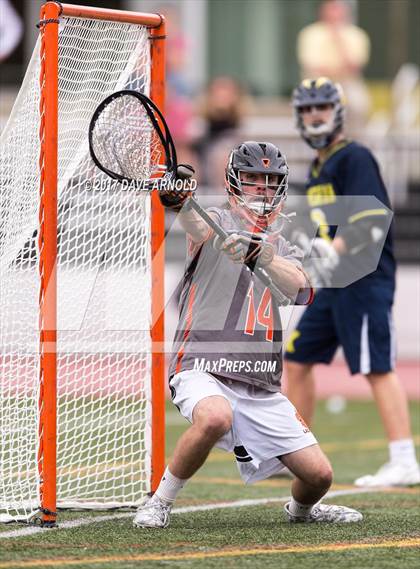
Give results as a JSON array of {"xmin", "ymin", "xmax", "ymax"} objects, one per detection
[{"xmin": 0, "ymin": 2, "xmax": 166, "ymax": 525}]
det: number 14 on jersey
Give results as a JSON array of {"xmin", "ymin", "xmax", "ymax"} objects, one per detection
[{"xmin": 244, "ymin": 283, "xmax": 274, "ymax": 342}]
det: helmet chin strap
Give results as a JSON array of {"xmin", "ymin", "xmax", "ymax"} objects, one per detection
[
  {"xmin": 229, "ymin": 195, "xmax": 268, "ymax": 230},
  {"xmin": 248, "ymin": 199, "xmax": 272, "ymax": 216},
  {"xmin": 301, "ymin": 106, "xmax": 341, "ymax": 149},
  {"xmin": 305, "ymin": 120, "xmax": 333, "ymax": 137},
  {"xmin": 230, "ymin": 194, "xmax": 292, "ymax": 233},
  {"xmin": 304, "ymin": 115, "xmax": 333, "ymax": 147},
  {"xmin": 305, "ymin": 133, "xmax": 331, "ymax": 150}
]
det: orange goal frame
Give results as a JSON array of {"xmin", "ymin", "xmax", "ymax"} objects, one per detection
[{"xmin": 38, "ymin": 2, "xmax": 166, "ymax": 526}]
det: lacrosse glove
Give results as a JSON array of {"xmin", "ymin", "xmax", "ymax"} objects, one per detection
[
  {"xmin": 214, "ymin": 230, "xmax": 275, "ymax": 270},
  {"xmin": 158, "ymin": 164, "xmax": 196, "ymax": 211}
]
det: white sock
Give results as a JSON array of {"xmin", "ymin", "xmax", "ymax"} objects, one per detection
[
  {"xmin": 389, "ymin": 439, "xmax": 417, "ymax": 466},
  {"xmin": 153, "ymin": 467, "xmax": 188, "ymax": 505},
  {"xmin": 288, "ymin": 497, "xmax": 314, "ymax": 518}
]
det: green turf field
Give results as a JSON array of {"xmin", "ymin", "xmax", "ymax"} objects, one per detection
[{"xmin": 1, "ymin": 400, "xmax": 419, "ymax": 569}]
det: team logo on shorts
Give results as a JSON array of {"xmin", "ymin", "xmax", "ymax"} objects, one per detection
[{"xmin": 295, "ymin": 411, "xmax": 310, "ymax": 434}]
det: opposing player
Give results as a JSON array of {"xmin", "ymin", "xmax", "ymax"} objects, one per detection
[
  {"xmin": 133, "ymin": 141, "xmax": 362, "ymax": 528},
  {"xmin": 285, "ymin": 78, "xmax": 419, "ymax": 487}
]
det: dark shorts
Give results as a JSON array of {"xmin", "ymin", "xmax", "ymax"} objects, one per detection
[{"xmin": 284, "ymin": 281, "xmax": 395, "ymax": 375}]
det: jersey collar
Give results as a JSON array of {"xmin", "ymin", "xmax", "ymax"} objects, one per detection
[{"xmin": 311, "ymin": 139, "xmax": 351, "ymax": 178}]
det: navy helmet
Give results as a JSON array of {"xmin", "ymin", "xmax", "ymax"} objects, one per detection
[{"xmin": 292, "ymin": 77, "xmax": 345, "ymax": 149}]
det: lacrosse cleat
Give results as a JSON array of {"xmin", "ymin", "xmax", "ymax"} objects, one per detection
[
  {"xmin": 133, "ymin": 496, "xmax": 172, "ymax": 528},
  {"xmin": 354, "ymin": 461, "xmax": 420, "ymax": 487},
  {"xmin": 284, "ymin": 502, "xmax": 363, "ymax": 523}
]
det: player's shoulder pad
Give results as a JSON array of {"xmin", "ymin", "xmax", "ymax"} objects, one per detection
[
  {"xmin": 206, "ymin": 206, "xmax": 223, "ymax": 217},
  {"xmin": 345, "ymin": 141, "xmax": 376, "ymax": 162},
  {"xmin": 206, "ymin": 205, "xmax": 229, "ymax": 227},
  {"xmin": 341, "ymin": 142, "xmax": 380, "ymax": 175}
]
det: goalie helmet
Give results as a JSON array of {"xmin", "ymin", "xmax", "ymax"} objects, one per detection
[
  {"xmin": 292, "ymin": 77, "xmax": 345, "ymax": 149},
  {"xmin": 225, "ymin": 141, "xmax": 289, "ymax": 228}
]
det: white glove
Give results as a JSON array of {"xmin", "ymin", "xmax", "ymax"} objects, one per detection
[
  {"xmin": 214, "ymin": 231, "xmax": 275, "ymax": 268},
  {"xmin": 307, "ymin": 237, "xmax": 339, "ymax": 288},
  {"xmin": 292, "ymin": 232, "xmax": 339, "ymax": 288}
]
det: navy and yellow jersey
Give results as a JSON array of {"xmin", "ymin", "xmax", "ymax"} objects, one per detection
[
  {"xmin": 168, "ymin": 206, "xmax": 309, "ymax": 392},
  {"xmin": 306, "ymin": 140, "xmax": 396, "ymax": 288}
]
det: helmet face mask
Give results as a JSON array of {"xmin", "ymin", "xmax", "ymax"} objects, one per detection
[
  {"xmin": 292, "ymin": 78, "xmax": 345, "ymax": 149},
  {"xmin": 225, "ymin": 141, "xmax": 289, "ymax": 228},
  {"xmin": 229, "ymin": 170, "xmax": 287, "ymax": 216}
]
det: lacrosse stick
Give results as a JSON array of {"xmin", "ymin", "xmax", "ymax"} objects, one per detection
[{"xmin": 88, "ymin": 90, "xmax": 290, "ymax": 306}]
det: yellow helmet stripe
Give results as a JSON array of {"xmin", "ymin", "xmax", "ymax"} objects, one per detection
[{"xmin": 315, "ymin": 76, "xmax": 330, "ymax": 87}]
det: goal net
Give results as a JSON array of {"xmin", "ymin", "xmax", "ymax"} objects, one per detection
[{"xmin": 0, "ymin": 3, "xmax": 165, "ymax": 524}]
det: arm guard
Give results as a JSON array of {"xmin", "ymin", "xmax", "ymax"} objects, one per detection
[{"xmin": 340, "ymin": 216, "xmax": 388, "ymax": 255}]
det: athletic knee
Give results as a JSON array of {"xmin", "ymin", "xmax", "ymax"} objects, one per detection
[
  {"xmin": 311, "ymin": 464, "xmax": 333, "ymax": 490},
  {"xmin": 365, "ymin": 371, "xmax": 396, "ymax": 385},
  {"xmin": 197, "ymin": 412, "xmax": 232, "ymax": 439},
  {"xmin": 193, "ymin": 396, "xmax": 233, "ymax": 439},
  {"xmin": 286, "ymin": 361, "xmax": 313, "ymax": 379}
]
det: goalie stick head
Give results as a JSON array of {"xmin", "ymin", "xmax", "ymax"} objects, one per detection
[
  {"xmin": 292, "ymin": 77, "xmax": 345, "ymax": 149},
  {"xmin": 225, "ymin": 141, "xmax": 289, "ymax": 230}
]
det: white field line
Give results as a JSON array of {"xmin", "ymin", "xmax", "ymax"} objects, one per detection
[{"xmin": 0, "ymin": 487, "xmax": 376, "ymax": 540}]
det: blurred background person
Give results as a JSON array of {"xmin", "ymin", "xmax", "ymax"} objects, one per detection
[
  {"xmin": 0, "ymin": 0, "xmax": 23, "ymax": 62},
  {"xmin": 194, "ymin": 75, "xmax": 247, "ymax": 190},
  {"xmin": 162, "ymin": 5, "xmax": 196, "ymax": 168},
  {"xmin": 297, "ymin": 0, "xmax": 371, "ymax": 132},
  {"xmin": 284, "ymin": 77, "xmax": 419, "ymax": 487}
]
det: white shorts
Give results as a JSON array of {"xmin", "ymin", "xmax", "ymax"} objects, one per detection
[{"xmin": 169, "ymin": 370, "xmax": 318, "ymax": 484}]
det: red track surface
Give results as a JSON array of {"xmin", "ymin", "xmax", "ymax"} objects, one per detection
[
  {"xmin": 162, "ymin": 358, "xmax": 420, "ymax": 401},
  {"xmin": 282, "ymin": 360, "xmax": 420, "ymax": 400},
  {"xmin": 3, "ymin": 357, "xmax": 419, "ymax": 400}
]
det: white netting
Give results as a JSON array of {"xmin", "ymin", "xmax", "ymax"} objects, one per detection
[{"xmin": 0, "ymin": 16, "xmax": 155, "ymax": 523}]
